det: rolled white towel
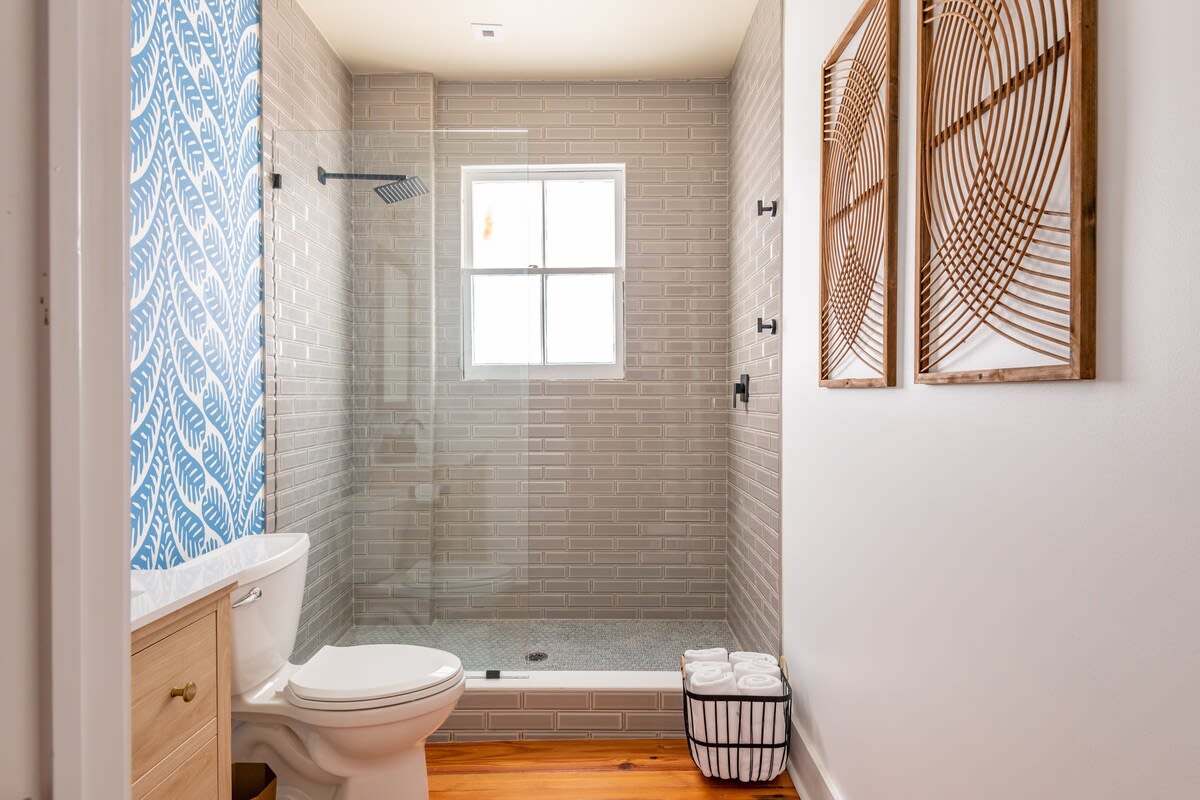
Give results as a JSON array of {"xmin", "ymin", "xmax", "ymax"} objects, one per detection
[
  {"xmin": 687, "ymin": 665, "xmax": 736, "ymax": 694},
  {"xmin": 729, "ymin": 651, "xmax": 778, "ymax": 667},
  {"xmin": 687, "ymin": 668, "xmax": 740, "ymax": 780},
  {"xmin": 684, "ymin": 647, "xmax": 729, "ymax": 665},
  {"xmin": 685, "ymin": 660, "xmax": 733, "ymax": 679},
  {"xmin": 732, "ymin": 661, "xmax": 781, "ymax": 680},
  {"xmin": 735, "ymin": 673, "xmax": 788, "ymax": 781}
]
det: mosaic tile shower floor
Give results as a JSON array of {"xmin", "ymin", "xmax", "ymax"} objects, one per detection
[{"xmin": 335, "ymin": 619, "xmax": 739, "ymax": 671}]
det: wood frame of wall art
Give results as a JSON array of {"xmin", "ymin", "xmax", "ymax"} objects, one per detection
[
  {"xmin": 915, "ymin": 0, "xmax": 1097, "ymax": 384},
  {"xmin": 819, "ymin": 0, "xmax": 899, "ymax": 388}
]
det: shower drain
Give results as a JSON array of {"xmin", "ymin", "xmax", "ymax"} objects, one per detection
[{"xmin": 525, "ymin": 651, "xmax": 548, "ymax": 663}]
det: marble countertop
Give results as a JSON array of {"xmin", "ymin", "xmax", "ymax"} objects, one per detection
[
  {"xmin": 130, "ymin": 533, "xmax": 309, "ymax": 631},
  {"xmin": 130, "ymin": 565, "xmax": 237, "ymax": 631}
]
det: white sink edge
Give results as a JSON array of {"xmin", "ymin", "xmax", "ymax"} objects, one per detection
[{"xmin": 130, "ymin": 533, "xmax": 310, "ymax": 631}]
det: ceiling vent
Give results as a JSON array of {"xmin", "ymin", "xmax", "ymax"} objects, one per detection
[{"xmin": 471, "ymin": 23, "xmax": 504, "ymax": 43}]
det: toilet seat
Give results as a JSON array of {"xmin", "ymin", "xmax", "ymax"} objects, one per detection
[{"xmin": 285, "ymin": 644, "xmax": 463, "ymax": 711}]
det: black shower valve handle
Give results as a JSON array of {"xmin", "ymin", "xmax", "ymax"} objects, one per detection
[
  {"xmin": 757, "ymin": 200, "xmax": 779, "ymax": 217},
  {"xmin": 733, "ymin": 374, "xmax": 750, "ymax": 408}
]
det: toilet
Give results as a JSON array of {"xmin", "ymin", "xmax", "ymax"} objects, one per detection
[{"xmin": 226, "ymin": 533, "xmax": 465, "ymax": 800}]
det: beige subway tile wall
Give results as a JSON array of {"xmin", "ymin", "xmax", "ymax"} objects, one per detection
[
  {"xmin": 727, "ymin": 0, "xmax": 784, "ymax": 654},
  {"xmin": 262, "ymin": 0, "xmax": 356, "ymax": 659},
  {"xmin": 419, "ymin": 80, "xmax": 732, "ymax": 621}
]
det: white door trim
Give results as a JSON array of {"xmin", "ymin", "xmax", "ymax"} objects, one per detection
[{"xmin": 47, "ymin": 0, "xmax": 132, "ymax": 795}]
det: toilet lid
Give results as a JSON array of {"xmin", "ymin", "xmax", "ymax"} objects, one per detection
[{"xmin": 287, "ymin": 645, "xmax": 463, "ymax": 707}]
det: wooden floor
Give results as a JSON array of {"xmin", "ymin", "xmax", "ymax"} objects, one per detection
[{"xmin": 426, "ymin": 739, "xmax": 800, "ymax": 800}]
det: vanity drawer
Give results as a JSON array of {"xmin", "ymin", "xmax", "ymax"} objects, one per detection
[
  {"xmin": 131, "ymin": 611, "xmax": 218, "ymax": 782},
  {"xmin": 140, "ymin": 733, "xmax": 220, "ymax": 800}
]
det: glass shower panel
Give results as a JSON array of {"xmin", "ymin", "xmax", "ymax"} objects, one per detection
[
  {"xmin": 266, "ymin": 129, "xmax": 358, "ymax": 662},
  {"xmin": 431, "ymin": 130, "xmax": 535, "ymax": 666},
  {"xmin": 347, "ymin": 129, "xmax": 439, "ymax": 634},
  {"xmin": 271, "ymin": 128, "xmax": 535, "ymax": 671}
]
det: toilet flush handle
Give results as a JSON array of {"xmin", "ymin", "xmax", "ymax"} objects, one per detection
[{"xmin": 232, "ymin": 586, "xmax": 263, "ymax": 608}]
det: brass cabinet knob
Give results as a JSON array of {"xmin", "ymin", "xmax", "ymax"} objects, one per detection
[{"xmin": 169, "ymin": 682, "xmax": 197, "ymax": 702}]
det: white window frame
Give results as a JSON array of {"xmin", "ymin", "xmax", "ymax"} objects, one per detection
[{"xmin": 461, "ymin": 164, "xmax": 626, "ymax": 381}]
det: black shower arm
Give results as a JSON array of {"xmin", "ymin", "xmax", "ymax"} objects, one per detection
[{"xmin": 317, "ymin": 167, "xmax": 408, "ymax": 184}]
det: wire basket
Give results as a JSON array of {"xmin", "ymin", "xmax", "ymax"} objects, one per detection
[{"xmin": 680, "ymin": 658, "xmax": 791, "ymax": 783}]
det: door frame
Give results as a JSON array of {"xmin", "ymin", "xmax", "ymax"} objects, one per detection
[{"xmin": 47, "ymin": 0, "xmax": 132, "ymax": 795}]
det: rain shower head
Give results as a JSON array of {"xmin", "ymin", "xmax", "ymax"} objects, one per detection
[
  {"xmin": 316, "ymin": 166, "xmax": 430, "ymax": 204},
  {"xmin": 374, "ymin": 175, "xmax": 429, "ymax": 204}
]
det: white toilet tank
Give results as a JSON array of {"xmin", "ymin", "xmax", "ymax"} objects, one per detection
[{"xmin": 227, "ymin": 532, "xmax": 310, "ymax": 695}]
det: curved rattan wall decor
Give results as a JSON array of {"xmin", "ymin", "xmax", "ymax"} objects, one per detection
[
  {"xmin": 916, "ymin": 0, "xmax": 1096, "ymax": 384},
  {"xmin": 820, "ymin": 0, "xmax": 899, "ymax": 388}
]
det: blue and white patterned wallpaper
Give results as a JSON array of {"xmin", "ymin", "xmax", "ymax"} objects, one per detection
[{"xmin": 129, "ymin": 0, "xmax": 265, "ymax": 568}]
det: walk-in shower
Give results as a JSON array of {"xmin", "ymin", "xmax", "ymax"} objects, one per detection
[{"xmin": 267, "ymin": 128, "xmax": 737, "ymax": 675}]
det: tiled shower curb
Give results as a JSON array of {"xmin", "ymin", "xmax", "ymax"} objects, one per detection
[{"xmin": 430, "ymin": 671, "xmax": 684, "ymax": 742}]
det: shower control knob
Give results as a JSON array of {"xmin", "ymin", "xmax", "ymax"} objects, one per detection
[{"xmin": 733, "ymin": 375, "xmax": 750, "ymax": 408}]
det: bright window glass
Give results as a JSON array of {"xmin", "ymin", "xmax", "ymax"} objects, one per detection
[
  {"xmin": 544, "ymin": 179, "xmax": 617, "ymax": 269},
  {"xmin": 471, "ymin": 274, "xmax": 542, "ymax": 365},
  {"xmin": 545, "ymin": 274, "xmax": 616, "ymax": 364},
  {"xmin": 470, "ymin": 180, "xmax": 542, "ymax": 269}
]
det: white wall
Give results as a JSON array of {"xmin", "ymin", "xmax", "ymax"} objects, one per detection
[
  {"xmin": 781, "ymin": 2, "xmax": 1200, "ymax": 799},
  {"xmin": 0, "ymin": 1, "xmax": 47, "ymax": 797}
]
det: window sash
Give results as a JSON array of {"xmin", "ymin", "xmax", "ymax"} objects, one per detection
[
  {"xmin": 461, "ymin": 164, "xmax": 625, "ymax": 379},
  {"xmin": 463, "ymin": 267, "xmax": 624, "ymax": 380},
  {"xmin": 462, "ymin": 165, "xmax": 626, "ymax": 271}
]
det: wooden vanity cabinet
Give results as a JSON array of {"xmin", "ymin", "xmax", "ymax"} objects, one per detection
[{"xmin": 130, "ymin": 588, "xmax": 232, "ymax": 800}]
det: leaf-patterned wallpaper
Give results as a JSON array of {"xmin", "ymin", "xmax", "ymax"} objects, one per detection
[{"xmin": 129, "ymin": 0, "xmax": 264, "ymax": 568}]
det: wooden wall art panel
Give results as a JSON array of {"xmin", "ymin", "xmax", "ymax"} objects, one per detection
[
  {"xmin": 916, "ymin": 0, "xmax": 1096, "ymax": 384},
  {"xmin": 820, "ymin": 0, "xmax": 899, "ymax": 388}
]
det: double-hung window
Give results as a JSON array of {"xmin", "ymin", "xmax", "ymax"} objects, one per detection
[{"xmin": 461, "ymin": 164, "xmax": 625, "ymax": 380}]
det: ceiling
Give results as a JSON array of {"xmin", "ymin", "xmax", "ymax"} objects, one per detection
[{"xmin": 298, "ymin": 0, "xmax": 761, "ymax": 80}]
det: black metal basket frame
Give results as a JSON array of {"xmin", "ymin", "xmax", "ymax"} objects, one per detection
[{"xmin": 680, "ymin": 659, "xmax": 792, "ymax": 783}]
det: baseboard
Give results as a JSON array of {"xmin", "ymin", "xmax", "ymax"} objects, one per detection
[{"xmin": 787, "ymin": 717, "xmax": 841, "ymax": 800}]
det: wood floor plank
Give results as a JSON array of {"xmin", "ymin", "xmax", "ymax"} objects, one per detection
[
  {"xmin": 426, "ymin": 740, "xmax": 799, "ymax": 800},
  {"xmin": 427, "ymin": 739, "xmax": 698, "ymax": 774}
]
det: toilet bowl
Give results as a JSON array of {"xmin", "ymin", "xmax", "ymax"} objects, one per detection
[{"xmin": 224, "ymin": 533, "xmax": 464, "ymax": 800}]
